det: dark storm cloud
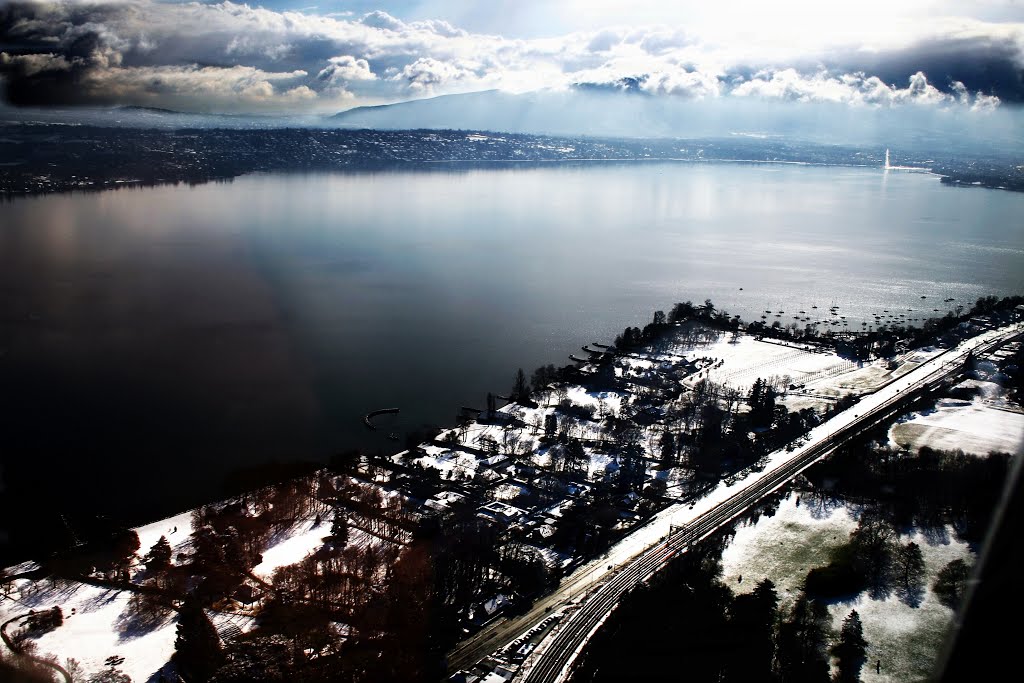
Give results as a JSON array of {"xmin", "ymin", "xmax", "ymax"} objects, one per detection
[
  {"xmin": 814, "ymin": 35, "xmax": 1024, "ymax": 103},
  {"xmin": 0, "ymin": 2, "xmax": 112, "ymax": 105}
]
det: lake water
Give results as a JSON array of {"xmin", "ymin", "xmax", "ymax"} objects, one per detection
[{"xmin": 2, "ymin": 162, "xmax": 1022, "ymax": 555}]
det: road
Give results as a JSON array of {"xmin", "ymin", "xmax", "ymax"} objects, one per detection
[
  {"xmin": 446, "ymin": 322, "xmax": 1022, "ymax": 681},
  {"xmin": 1, "ymin": 614, "xmax": 73, "ymax": 683}
]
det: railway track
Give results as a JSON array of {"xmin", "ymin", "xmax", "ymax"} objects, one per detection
[
  {"xmin": 520, "ymin": 326, "xmax": 1020, "ymax": 683},
  {"xmin": 445, "ymin": 325, "xmax": 1021, "ymax": 682}
]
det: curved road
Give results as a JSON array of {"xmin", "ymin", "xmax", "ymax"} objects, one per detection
[
  {"xmin": 446, "ymin": 323, "xmax": 1021, "ymax": 681},
  {"xmin": 520, "ymin": 323, "xmax": 1021, "ymax": 683},
  {"xmin": 1, "ymin": 614, "xmax": 73, "ymax": 683}
]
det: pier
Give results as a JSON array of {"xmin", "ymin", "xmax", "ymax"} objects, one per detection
[{"xmin": 363, "ymin": 408, "xmax": 400, "ymax": 430}]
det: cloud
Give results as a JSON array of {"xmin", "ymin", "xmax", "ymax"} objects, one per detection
[
  {"xmin": 0, "ymin": 0, "xmax": 1019, "ymax": 113},
  {"xmin": 359, "ymin": 10, "xmax": 405, "ymax": 32},
  {"xmin": 573, "ymin": 66, "xmax": 721, "ymax": 99},
  {"xmin": 79, "ymin": 63, "xmax": 317, "ymax": 111},
  {"xmin": 389, "ymin": 56, "xmax": 482, "ymax": 94},
  {"xmin": 317, "ymin": 55, "xmax": 376, "ymax": 83},
  {"xmin": 0, "ymin": 51, "xmax": 71, "ymax": 76},
  {"xmin": 812, "ymin": 31, "xmax": 1024, "ymax": 104},
  {"xmin": 730, "ymin": 68, "xmax": 1001, "ymax": 109}
]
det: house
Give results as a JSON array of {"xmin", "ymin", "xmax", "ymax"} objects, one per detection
[
  {"xmin": 470, "ymin": 594, "xmax": 511, "ymax": 627},
  {"xmin": 232, "ymin": 583, "xmax": 264, "ymax": 606},
  {"xmin": 478, "ymin": 501, "xmax": 527, "ymax": 526}
]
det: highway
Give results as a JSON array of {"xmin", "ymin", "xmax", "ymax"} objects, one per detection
[{"xmin": 446, "ymin": 323, "xmax": 1022, "ymax": 682}]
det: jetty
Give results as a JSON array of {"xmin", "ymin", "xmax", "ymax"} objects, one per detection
[{"xmin": 363, "ymin": 408, "xmax": 400, "ymax": 430}]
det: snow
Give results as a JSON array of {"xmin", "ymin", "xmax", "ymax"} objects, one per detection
[
  {"xmin": 682, "ymin": 336, "xmax": 853, "ymax": 391},
  {"xmin": 720, "ymin": 493, "xmax": 859, "ymax": 594},
  {"xmin": 3, "ymin": 561, "xmax": 40, "ymax": 576},
  {"xmin": 720, "ymin": 494, "xmax": 977, "ymax": 683},
  {"xmin": 3, "ymin": 580, "xmax": 179, "ymax": 682},
  {"xmin": 252, "ymin": 516, "xmax": 330, "ymax": 579},
  {"xmin": 537, "ymin": 324, "xmax": 1022, "ymax": 658},
  {"xmin": 564, "ymin": 387, "xmax": 624, "ymax": 415},
  {"xmin": 415, "ymin": 444, "xmax": 482, "ymax": 478},
  {"xmin": 4, "ymin": 323, "xmax": 1017, "ymax": 681},
  {"xmin": 492, "ymin": 482, "xmax": 528, "ymax": 502},
  {"xmin": 133, "ymin": 510, "xmax": 196, "ymax": 567},
  {"xmin": 586, "ymin": 451, "xmax": 614, "ymax": 480},
  {"xmin": 889, "ymin": 400, "xmax": 1024, "ymax": 455}
]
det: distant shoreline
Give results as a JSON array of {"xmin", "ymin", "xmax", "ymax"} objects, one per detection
[{"xmin": 1, "ymin": 125, "xmax": 1020, "ymax": 200}]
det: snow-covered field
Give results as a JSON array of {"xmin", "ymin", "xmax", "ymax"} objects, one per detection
[
  {"xmin": 1, "ymin": 511, "xmax": 196, "ymax": 682},
  {"xmin": 803, "ymin": 348, "xmax": 944, "ymax": 398},
  {"xmin": 889, "ymin": 399, "xmax": 1024, "ymax": 455},
  {"xmin": 0, "ymin": 512, "xmax": 337, "ymax": 682},
  {"xmin": 721, "ymin": 493, "xmax": 975, "ymax": 683},
  {"xmin": 252, "ymin": 516, "xmax": 330, "ymax": 579},
  {"xmin": 7, "ymin": 579, "xmax": 178, "ymax": 682},
  {"xmin": 693, "ymin": 336, "xmax": 856, "ymax": 391}
]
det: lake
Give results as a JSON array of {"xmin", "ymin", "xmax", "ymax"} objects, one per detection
[{"xmin": 2, "ymin": 161, "xmax": 1022, "ymax": 558}]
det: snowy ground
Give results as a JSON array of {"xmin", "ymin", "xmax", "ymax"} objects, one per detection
[
  {"xmin": 0, "ymin": 512, "xmax": 343, "ymax": 682},
  {"xmin": 4, "ymin": 324, "xmax": 1017, "ymax": 681},
  {"xmin": 252, "ymin": 516, "xmax": 330, "ymax": 579},
  {"xmin": 720, "ymin": 493, "xmax": 975, "ymax": 683},
  {"xmin": 521, "ymin": 323, "xmax": 1020, "ymax": 681},
  {"xmin": 692, "ymin": 336, "xmax": 856, "ymax": 392},
  {"xmin": 0, "ymin": 510, "xmax": 195, "ymax": 682},
  {"xmin": 132, "ymin": 510, "xmax": 196, "ymax": 575},
  {"xmin": 889, "ymin": 399, "xmax": 1024, "ymax": 456},
  {"xmin": 414, "ymin": 443, "xmax": 485, "ymax": 479},
  {"xmin": 2, "ymin": 578, "xmax": 179, "ymax": 682}
]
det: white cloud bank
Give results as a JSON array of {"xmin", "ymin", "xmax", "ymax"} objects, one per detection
[{"xmin": 0, "ymin": 1, "xmax": 1020, "ymax": 113}]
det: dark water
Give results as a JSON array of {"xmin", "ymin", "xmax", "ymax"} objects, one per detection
[{"xmin": 2, "ymin": 162, "xmax": 1022, "ymax": 557}]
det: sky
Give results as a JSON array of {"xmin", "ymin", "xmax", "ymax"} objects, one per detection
[{"xmin": 0, "ymin": 1, "xmax": 1022, "ymax": 115}]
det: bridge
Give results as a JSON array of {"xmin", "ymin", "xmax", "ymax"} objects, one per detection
[{"xmin": 446, "ymin": 323, "xmax": 1022, "ymax": 682}]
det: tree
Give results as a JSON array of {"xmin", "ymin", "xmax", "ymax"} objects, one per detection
[
  {"xmin": 831, "ymin": 610, "xmax": 868, "ymax": 683},
  {"xmin": 174, "ymin": 598, "xmax": 224, "ymax": 682},
  {"xmin": 777, "ymin": 594, "xmax": 830, "ymax": 683},
  {"xmin": 512, "ymin": 368, "xmax": 529, "ymax": 403},
  {"xmin": 933, "ymin": 558, "xmax": 972, "ymax": 609},
  {"xmin": 668, "ymin": 300, "xmax": 695, "ymax": 323},
  {"xmin": 652, "ymin": 310, "xmax": 666, "ymax": 325},
  {"xmin": 658, "ymin": 431, "xmax": 675, "ymax": 466},
  {"xmin": 893, "ymin": 542, "xmax": 925, "ymax": 606},
  {"xmin": 849, "ymin": 511, "xmax": 898, "ymax": 599},
  {"xmin": 109, "ymin": 529, "xmax": 141, "ymax": 582},
  {"xmin": 563, "ymin": 438, "xmax": 587, "ymax": 476},
  {"xmin": 65, "ymin": 659, "xmax": 84, "ymax": 682},
  {"xmin": 728, "ymin": 578, "xmax": 779, "ymax": 681},
  {"xmin": 144, "ymin": 536, "xmax": 173, "ymax": 573},
  {"xmin": 330, "ymin": 512, "xmax": 349, "ymax": 548},
  {"xmin": 617, "ymin": 442, "xmax": 646, "ymax": 493},
  {"xmin": 87, "ymin": 669, "xmax": 132, "ymax": 683},
  {"xmin": 543, "ymin": 413, "xmax": 557, "ymax": 439},
  {"xmin": 486, "ymin": 391, "xmax": 497, "ymax": 417},
  {"xmin": 502, "ymin": 424, "xmax": 521, "ymax": 457},
  {"xmin": 531, "ymin": 364, "xmax": 559, "ymax": 392}
]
